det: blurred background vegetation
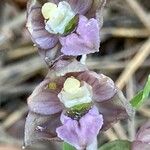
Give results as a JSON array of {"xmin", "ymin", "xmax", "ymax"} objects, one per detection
[{"xmin": 0, "ymin": 0, "xmax": 150, "ymax": 150}]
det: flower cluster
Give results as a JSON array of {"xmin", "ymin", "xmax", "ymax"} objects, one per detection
[{"xmin": 25, "ymin": 0, "xmax": 134, "ymax": 150}]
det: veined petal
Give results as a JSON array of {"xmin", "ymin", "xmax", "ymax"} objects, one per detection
[
  {"xmin": 77, "ymin": 71, "xmax": 116, "ymax": 102},
  {"xmin": 67, "ymin": 0, "xmax": 93, "ymax": 15},
  {"xmin": 28, "ymin": 79, "xmax": 63, "ymax": 115},
  {"xmin": 132, "ymin": 121, "xmax": 150, "ymax": 150},
  {"xmin": 60, "ymin": 15, "xmax": 100, "ymax": 56},
  {"xmin": 24, "ymin": 112, "xmax": 61, "ymax": 146},
  {"xmin": 96, "ymin": 90, "xmax": 134, "ymax": 130},
  {"xmin": 56, "ymin": 106, "xmax": 103, "ymax": 149},
  {"xmin": 135, "ymin": 121, "xmax": 150, "ymax": 144},
  {"xmin": 67, "ymin": 0, "xmax": 106, "ymax": 19},
  {"xmin": 27, "ymin": 0, "xmax": 58, "ymax": 50}
]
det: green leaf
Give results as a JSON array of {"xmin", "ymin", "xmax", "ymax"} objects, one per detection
[
  {"xmin": 130, "ymin": 75, "xmax": 150, "ymax": 108},
  {"xmin": 63, "ymin": 142, "xmax": 76, "ymax": 150},
  {"xmin": 99, "ymin": 140, "xmax": 131, "ymax": 150}
]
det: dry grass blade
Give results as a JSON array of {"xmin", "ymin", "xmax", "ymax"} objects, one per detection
[
  {"xmin": 116, "ymin": 38, "xmax": 150, "ymax": 89},
  {"xmin": 125, "ymin": 0, "xmax": 150, "ymax": 29},
  {"xmin": 138, "ymin": 106, "xmax": 150, "ymax": 118},
  {"xmin": 2, "ymin": 105, "xmax": 28, "ymax": 129},
  {"xmin": 102, "ymin": 27, "xmax": 150, "ymax": 38},
  {"xmin": 113, "ymin": 123, "xmax": 128, "ymax": 140},
  {"xmin": 103, "ymin": 129, "xmax": 118, "ymax": 141},
  {"xmin": 0, "ymin": 56, "xmax": 44, "ymax": 87}
]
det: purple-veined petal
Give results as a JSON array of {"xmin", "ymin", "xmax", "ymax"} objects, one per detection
[
  {"xmin": 67, "ymin": 0, "xmax": 93, "ymax": 15},
  {"xmin": 56, "ymin": 106, "xmax": 103, "ymax": 150},
  {"xmin": 135, "ymin": 121, "xmax": 150, "ymax": 144},
  {"xmin": 67, "ymin": 0, "xmax": 106, "ymax": 19},
  {"xmin": 28, "ymin": 79, "xmax": 63, "ymax": 115},
  {"xmin": 131, "ymin": 121, "xmax": 150, "ymax": 150},
  {"xmin": 24, "ymin": 112, "xmax": 61, "ymax": 146},
  {"xmin": 77, "ymin": 71, "xmax": 116, "ymax": 102},
  {"xmin": 60, "ymin": 15, "xmax": 100, "ymax": 56},
  {"xmin": 96, "ymin": 90, "xmax": 134, "ymax": 130},
  {"xmin": 27, "ymin": 0, "xmax": 58, "ymax": 50}
]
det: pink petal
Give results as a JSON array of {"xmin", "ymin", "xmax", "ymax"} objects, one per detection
[
  {"xmin": 96, "ymin": 90, "xmax": 134, "ymax": 130},
  {"xmin": 28, "ymin": 79, "xmax": 63, "ymax": 115},
  {"xmin": 27, "ymin": 0, "xmax": 58, "ymax": 50},
  {"xmin": 77, "ymin": 71, "xmax": 116, "ymax": 102},
  {"xmin": 56, "ymin": 106, "xmax": 103, "ymax": 149},
  {"xmin": 60, "ymin": 15, "xmax": 100, "ymax": 56},
  {"xmin": 135, "ymin": 121, "xmax": 150, "ymax": 144},
  {"xmin": 67, "ymin": 0, "xmax": 93, "ymax": 15},
  {"xmin": 67, "ymin": 0, "xmax": 106, "ymax": 18}
]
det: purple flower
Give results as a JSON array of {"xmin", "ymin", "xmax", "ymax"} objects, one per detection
[
  {"xmin": 24, "ymin": 66, "xmax": 133, "ymax": 148},
  {"xmin": 56, "ymin": 106, "xmax": 103, "ymax": 150},
  {"xmin": 26, "ymin": 0, "xmax": 105, "ymax": 65}
]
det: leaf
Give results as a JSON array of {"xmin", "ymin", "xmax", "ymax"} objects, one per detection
[
  {"xmin": 63, "ymin": 142, "xmax": 76, "ymax": 150},
  {"xmin": 130, "ymin": 75, "xmax": 150, "ymax": 108},
  {"xmin": 99, "ymin": 140, "xmax": 131, "ymax": 150}
]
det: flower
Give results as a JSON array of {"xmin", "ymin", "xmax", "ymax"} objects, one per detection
[
  {"xmin": 24, "ymin": 1, "xmax": 134, "ymax": 149},
  {"xmin": 26, "ymin": 0, "xmax": 105, "ymax": 65},
  {"xmin": 24, "ymin": 66, "xmax": 133, "ymax": 149},
  {"xmin": 56, "ymin": 106, "xmax": 103, "ymax": 150}
]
